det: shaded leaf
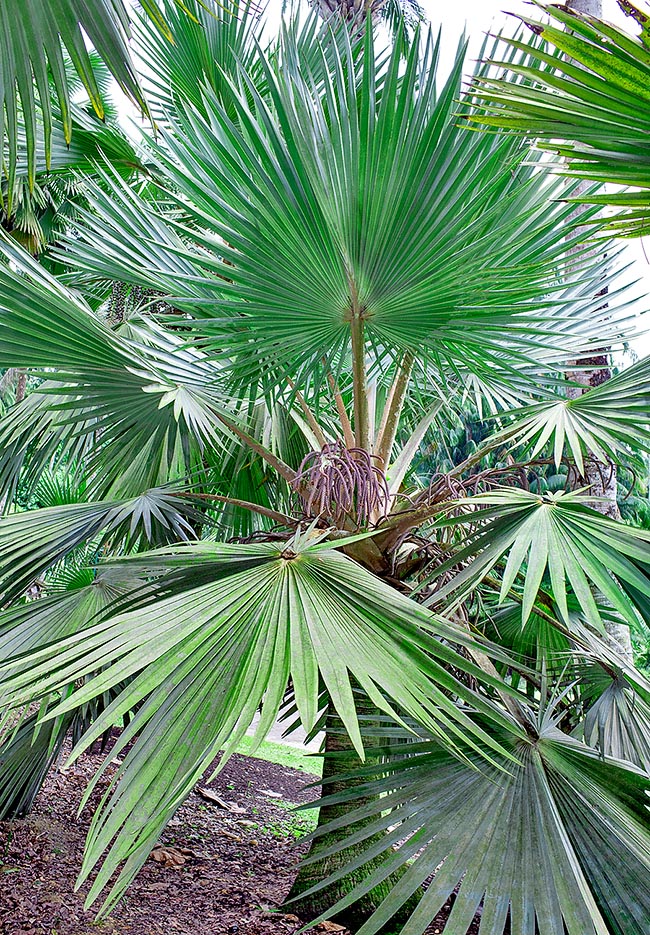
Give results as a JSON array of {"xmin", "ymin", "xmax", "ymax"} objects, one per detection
[{"xmin": 295, "ymin": 718, "xmax": 650, "ymax": 935}]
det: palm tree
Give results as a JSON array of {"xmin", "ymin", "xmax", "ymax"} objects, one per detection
[
  {"xmin": 0, "ymin": 4, "xmax": 649, "ymax": 934},
  {"xmin": 310, "ymin": 0, "xmax": 424, "ymax": 38}
]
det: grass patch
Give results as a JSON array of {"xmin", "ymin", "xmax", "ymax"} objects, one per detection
[
  {"xmin": 234, "ymin": 735, "xmax": 323, "ymax": 777},
  {"xmin": 262, "ymin": 805, "xmax": 319, "ymax": 839}
]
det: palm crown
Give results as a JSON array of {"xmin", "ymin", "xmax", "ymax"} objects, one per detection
[{"xmin": 0, "ymin": 3, "xmax": 649, "ymax": 934}]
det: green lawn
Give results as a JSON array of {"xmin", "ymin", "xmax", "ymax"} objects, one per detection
[{"xmin": 234, "ymin": 735, "xmax": 323, "ymax": 777}]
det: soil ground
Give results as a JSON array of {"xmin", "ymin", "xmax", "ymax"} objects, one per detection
[{"xmin": 0, "ymin": 740, "xmax": 478, "ymax": 935}]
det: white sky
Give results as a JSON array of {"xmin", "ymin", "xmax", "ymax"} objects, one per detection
[{"xmin": 118, "ymin": 0, "xmax": 650, "ymax": 357}]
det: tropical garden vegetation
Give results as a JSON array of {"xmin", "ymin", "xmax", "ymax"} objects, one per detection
[{"xmin": 0, "ymin": 1, "xmax": 649, "ymax": 934}]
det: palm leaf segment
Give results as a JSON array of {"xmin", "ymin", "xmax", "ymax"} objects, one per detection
[
  {"xmin": 470, "ymin": 1, "xmax": 650, "ymax": 237},
  {"xmin": 428, "ymin": 489, "xmax": 650, "ymax": 630},
  {"xmin": 0, "ymin": 534, "xmax": 518, "ymax": 915},
  {"xmin": 297, "ymin": 719, "xmax": 650, "ymax": 935}
]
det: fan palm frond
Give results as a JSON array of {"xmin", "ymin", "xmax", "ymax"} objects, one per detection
[
  {"xmin": 295, "ymin": 716, "xmax": 650, "ymax": 935},
  {"xmin": 427, "ymin": 488, "xmax": 650, "ymax": 630},
  {"xmin": 0, "ymin": 533, "xmax": 519, "ymax": 914},
  {"xmin": 470, "ymin": 1, "xmax": 650, "ymax": 237}
]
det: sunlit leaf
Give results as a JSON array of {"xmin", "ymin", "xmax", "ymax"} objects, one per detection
[
  {"xmin": 0, "ymin": 535, "xmax": 520, "ymax": 915},
  {"xmin": 470, "ymin": 2, "xmax": 650, "ymax": 237}
]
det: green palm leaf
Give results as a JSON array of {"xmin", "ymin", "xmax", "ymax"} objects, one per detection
[
  {"xmin": 0, "ymin": 565, "xmax": 139, "ymax": 655},
  {"xmin": 0, "ymin": 534, "xmax": 520, "ymax": 914},
  {"xmin": 295, "ymin": 718, "xmax": 650, "ymax": 935},
  {"xmin": 0, "ymin": 232, "xmax": 132, "ymax": 371},
  {"xmin": 156, "ymin": 30, "xmax": 626, "ymax": 383},
  {"xmin": 0, "ymin": 237, "xmax": 239, "ymax": 496},
  {"xmin": 0, "ymin": 490, "xmax": 199, "ymax": 603},
  {"xmin": 427, "ymin": 489, "xmax": 650, "ymax": 630},
  {"xmin": 470, "ymin": 1, "xmax": 650, "ymax": 237},
  {"xmin": 52, "ymin": 23, "xmax": 635, "ymax": 395},
  {"xmin": 498, "ymin": 355, "xmax": 650, "ymax": 473}
]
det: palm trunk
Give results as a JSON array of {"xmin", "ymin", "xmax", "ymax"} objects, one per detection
[
  {"xmin": 286, "ymin": 700, "xmax": 420, "ymax": 932},
  {"xmin": 15, "ymin": 369, "xmax": 26, "ymax": 403},
  {"xmin": 567, "ymin": 0, "xmax": 600, "ymax": 13},
  {"xmin": 565, "ymin": 360, "xmax": 634, "ymax": 660},
  {"xmin": 0, "ymin": 367, "xmax": 26, "ymax": 404}
]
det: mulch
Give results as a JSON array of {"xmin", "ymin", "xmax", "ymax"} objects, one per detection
[{"xmin": 0, "ymin": 739, "xmax": 479, "ymax": 935}]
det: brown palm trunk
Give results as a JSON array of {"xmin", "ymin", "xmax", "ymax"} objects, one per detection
[{"xmin": 15, "ymin": 370, "xmax": 26, "ymax": 403}]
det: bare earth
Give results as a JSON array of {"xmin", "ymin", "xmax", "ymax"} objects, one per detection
[{"xmin": 0, "ymin": 740, "xmax": 478, "ymax": 935}]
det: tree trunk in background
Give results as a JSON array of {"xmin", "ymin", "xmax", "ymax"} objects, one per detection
[
  {"xmin": 565, "ymin": 0, "xmax": 633, "ymax": 662},
  {"xmin": 568, "ymin": 0, "xmax": 601, "ymax": 13},
  {"xmin": 15, "ymin": 370, "xmax": 26, "ymax": 404},
  {"xmin": 0, "ymin": 367, "xmax": 26, "ymax": 404},
  {"xmin": 286, "ymin": 701, "xmax": 419, "ymax": 931}
]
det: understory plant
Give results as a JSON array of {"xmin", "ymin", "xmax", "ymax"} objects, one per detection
[{"xmin": 0, "ymin": 3, "xmax": 649, "ymax": 934}]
